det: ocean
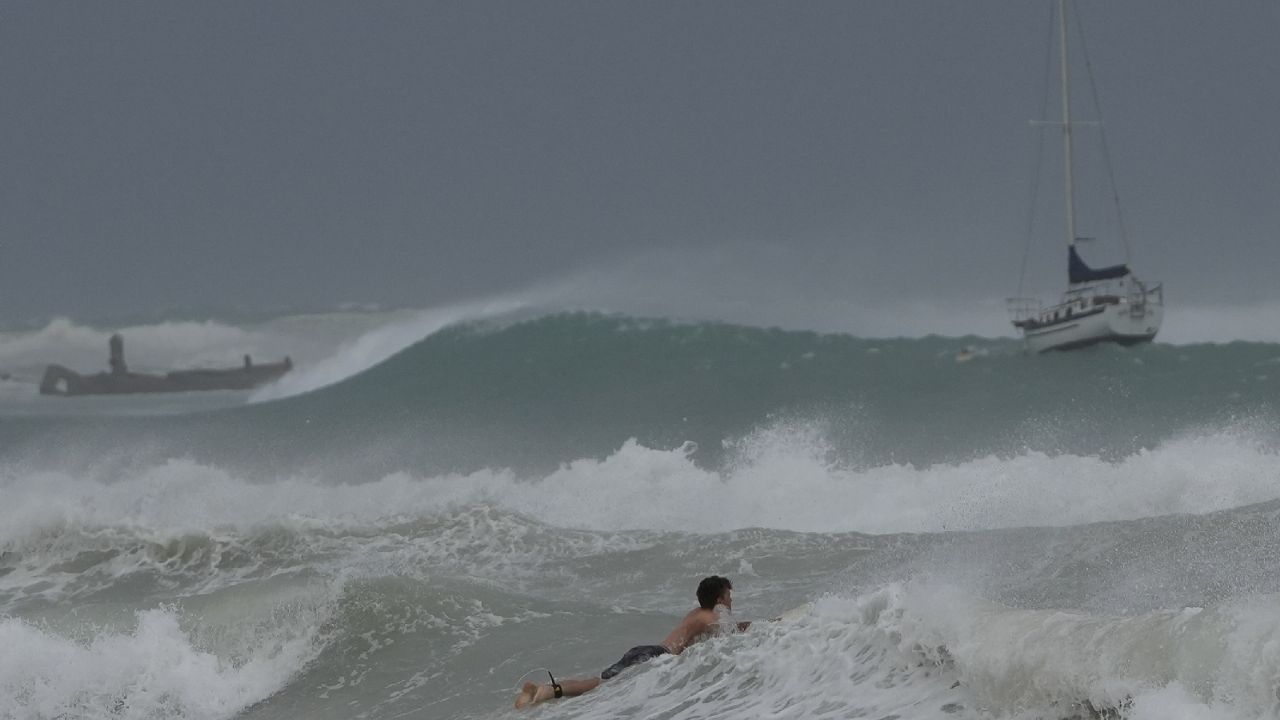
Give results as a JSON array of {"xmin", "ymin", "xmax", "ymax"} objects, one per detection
[{"xmin": 2, "ymin": 307, "xmax": 1280, "ymax": 720}]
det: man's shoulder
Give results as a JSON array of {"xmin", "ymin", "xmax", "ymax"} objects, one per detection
[{"xmin": 684, "ymin": 607, "xmax": 718, "ymax": 624}]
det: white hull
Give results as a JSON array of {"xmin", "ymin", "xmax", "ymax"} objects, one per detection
[
  {"xmin": 1021, "ymin": 298, "xmax": 1162, "ymax": 353},
  {"xmin": 1010, "ymin": 277, "xmax": 1164, "ymax": 353}
]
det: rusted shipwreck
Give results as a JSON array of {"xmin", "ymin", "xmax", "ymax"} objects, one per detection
[{"xmin": 40, "ymin": 334, "xmax": 292, "ymax": 396}]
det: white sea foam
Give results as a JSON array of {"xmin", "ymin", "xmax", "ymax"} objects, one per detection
[
  {"xmin": 521, "ymin": 423, "xmax": 1280, "ymax": 534},
  {"xmin": 863, "ymin": 583, "xmax": 1280, "ymax": 719},
  {"xmin": 2, "ymin": 425, "xmax": 1277, "ymax": 545},
  {"xmin": 0, "ymin": 592, "xmax": 332, "ymax": 720},
  {"xmin": 0, "ymin": 462, "xmax": 650, "ymax": 610}
]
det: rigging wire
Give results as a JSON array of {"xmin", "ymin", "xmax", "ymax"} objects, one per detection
[
  {"xmin": 1017, "ymin": 1, "xmax": 1058, "ymax": 298},
  {"xmin": 1072, "ymin": 1, "xmax": 1133, "ymax": 265}
]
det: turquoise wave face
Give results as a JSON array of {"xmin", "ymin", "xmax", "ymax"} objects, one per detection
[{"xmin": 3, "ymin": 311, "xmax": 1280, "ymax": 476}]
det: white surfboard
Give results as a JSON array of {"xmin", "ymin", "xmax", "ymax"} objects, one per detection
[{"xmin": 778, "ymin": 602, "xmax": 812, "ymax": 621}]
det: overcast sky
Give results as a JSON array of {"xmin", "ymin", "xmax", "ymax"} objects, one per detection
[{"xmin": 2, "ymin": 1, "xmax": 1277, "ymax": 337}]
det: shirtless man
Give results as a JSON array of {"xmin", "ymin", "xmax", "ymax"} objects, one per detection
[{"xmin": 514, "ymin": 575, "xmax": 750, "ymax": 708}]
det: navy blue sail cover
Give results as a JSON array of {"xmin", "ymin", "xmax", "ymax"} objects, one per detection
[{"xmin": 1068, "ymin": 245, "xmax": 1129, "ymax": 284}]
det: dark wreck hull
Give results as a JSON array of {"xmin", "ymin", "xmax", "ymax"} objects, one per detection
[{"xmin": 39, "ymin": 361, "xmax": 292, "ymax": 396}]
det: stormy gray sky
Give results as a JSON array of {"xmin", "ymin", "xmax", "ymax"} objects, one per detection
[{"xmin": 2, "ymin": 1, "xmax": 1277, "ymax": 338}]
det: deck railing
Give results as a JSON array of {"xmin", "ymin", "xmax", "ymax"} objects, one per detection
[{"xmin": 1008, "ymin": 279, "xmax": 1162, "ymax": 325}]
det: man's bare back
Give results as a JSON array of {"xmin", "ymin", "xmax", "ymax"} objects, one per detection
[{"xmin": 660, "ymin": 606, "xmax": 719, "ymax": 654}]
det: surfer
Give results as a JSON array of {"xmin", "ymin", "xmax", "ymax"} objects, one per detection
[{"xmin": 514, "ymin": 575, "xmax": 751, "ymax": 709}]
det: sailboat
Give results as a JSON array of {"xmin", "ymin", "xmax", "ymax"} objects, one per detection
[{"xmin": 1007, "ymin": 0, "xmax": 1163, "ymax": 353}]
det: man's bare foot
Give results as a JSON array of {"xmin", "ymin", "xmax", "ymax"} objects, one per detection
[{"xmin": 514, "ymin": 682, "xmax": 554, "ymax": 709}]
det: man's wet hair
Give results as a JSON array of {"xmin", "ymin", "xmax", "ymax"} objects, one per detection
[{"xmin": 696, "ymin": 576, "xmax": 732, "ymax": 609}]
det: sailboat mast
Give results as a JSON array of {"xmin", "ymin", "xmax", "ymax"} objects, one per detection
[{"xmin": 1058, "ymin": 0, "xmax": 1077, "ymax": 250}]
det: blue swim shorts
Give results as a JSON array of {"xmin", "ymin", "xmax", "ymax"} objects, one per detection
[{"xmin": 600, "ymin": 644, "xmax": 668, "ymax": 680}]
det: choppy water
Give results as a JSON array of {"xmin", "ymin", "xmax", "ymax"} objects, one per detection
[{"xmin": 3, "ymin": 309, "xmax": 1280, "ymax": 719}]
